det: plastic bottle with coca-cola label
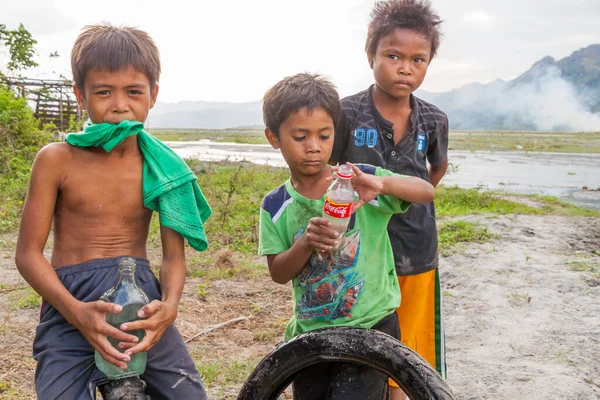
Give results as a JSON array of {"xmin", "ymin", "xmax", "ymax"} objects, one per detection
[{"xmin": 322, "ymin": 164, "xmax": 354, "ymax": 252}]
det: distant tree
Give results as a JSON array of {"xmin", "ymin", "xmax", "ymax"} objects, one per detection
[{"xmin": 0, "ymin": 23, "xmax": 38, "ymax": 75}]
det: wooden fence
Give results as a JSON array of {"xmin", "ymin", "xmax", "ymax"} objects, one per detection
[{"xmin": 1, "ymin": 77, "xmax": 83, "ymax": 131}]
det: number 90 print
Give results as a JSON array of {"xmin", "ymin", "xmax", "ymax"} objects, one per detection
[{"xmin": 354, "ymin": 128, "xmax": 378, "ymax": 147}]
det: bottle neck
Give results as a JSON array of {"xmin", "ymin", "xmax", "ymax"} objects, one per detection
[
  {"xmin": 118, "ymin": 267, "xmax": 136, "ymax": 285},
  {"xmin": 117, "ymin": 258, "xmax": 137, "ymax": 286},
  {"xmin": 334, "ymin": 176, "xmax": 353, "ymax": 187}
]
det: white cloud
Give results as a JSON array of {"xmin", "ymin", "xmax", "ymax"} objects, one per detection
[
  {"xmin": 429, "ymin": 59, "xmax": 485, "ymax": 72},
  {"xmin": 1, "ymin": 0, "xmax": 599, "ymax": 103},
  {"xmin": 461, "ymin": 10, "xmax": 493, "ymax": 27},
  {"xmin": 4, "ymin": 0, "xmax": 77, "ymax": 37}
]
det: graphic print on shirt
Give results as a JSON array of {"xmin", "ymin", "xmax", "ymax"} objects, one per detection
[
  {"xmin": 416, "ymin": 132, "xmax": 427, "ymax": 153},
  {"xmin": 294, "ymin": 229, "xmax": 365, "ymax": 320},
  {"xmin": 354, "ymin": 128, "xmax": 378, "ymax": 148}
]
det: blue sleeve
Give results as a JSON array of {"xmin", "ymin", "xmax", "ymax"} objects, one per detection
[{"xmin": 355, "ymin": 164, "xmax": 412, "ymax": 215}]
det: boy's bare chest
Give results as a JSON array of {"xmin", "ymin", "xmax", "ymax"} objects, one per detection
[{"xmin": 58, "ymin": 154, "xmax": 148, "ymax": 219}]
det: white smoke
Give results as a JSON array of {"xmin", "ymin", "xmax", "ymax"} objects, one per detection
[
  {"xmin": 499, "ymin": 67, "xmax": 600, "ymax": 131},
  {"xmin": 429, "ymin": 66, "xmax": 600, "ymax": 132}
]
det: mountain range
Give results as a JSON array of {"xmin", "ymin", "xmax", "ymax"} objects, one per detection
[{"xmin": 147, "ymin": 44, "xmax": 600, "ymax": 132}]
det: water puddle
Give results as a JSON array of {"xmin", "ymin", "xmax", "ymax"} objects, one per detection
[{"xmin": 167, "ymin": 142, "xmax": 600, "ymax": 209}]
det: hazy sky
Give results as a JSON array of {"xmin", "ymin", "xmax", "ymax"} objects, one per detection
[{"xmin": 3, "ymin": 0, "xmax": 599, "ymax": 103}]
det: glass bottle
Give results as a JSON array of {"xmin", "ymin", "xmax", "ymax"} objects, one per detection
[{"xmin": 94, "ymin": 257, "xmax": 150, "ymax": 380}]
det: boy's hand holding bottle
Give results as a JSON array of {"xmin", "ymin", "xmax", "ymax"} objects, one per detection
[
  {"xmin": 329, "ymin": 162, "xmax": 385, "ymax": 213},
  {"xmin": 305, "ymin": 163, "xmax": 388, "ymax": 254},
  {"xmin": 88, "ymin": 257, "xmax": 179, "ymax": 376},
  {"xmin": 350, "ymin": 163, "xmax": 385, "ymax": 212}
]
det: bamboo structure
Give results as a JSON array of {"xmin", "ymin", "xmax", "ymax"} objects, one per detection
[{"xmin": 1, "ymin": 77, "xmax": 82, "ymax": 131}]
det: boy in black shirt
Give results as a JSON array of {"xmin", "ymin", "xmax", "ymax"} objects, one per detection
[{"xmin": 330, "ymin": 1, "xmax": 448, "ymax": 398}]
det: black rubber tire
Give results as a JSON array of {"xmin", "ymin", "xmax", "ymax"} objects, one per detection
[
  {"xmin": 99, "ymin": 376, "xmax": 150, "ymax": 400},
  {"xmin": 237, "ymin": 326, "xmax": 454, "ymax": 400}
]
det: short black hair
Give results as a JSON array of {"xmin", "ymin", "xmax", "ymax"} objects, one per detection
[
  {"xmin": 366, "ymin": 0, "xmax": 442, "ymax": 60},
  {"xmin": 263, "ymin": 73, "xmax": 341, "ymax": 137},
  {"xmin": 71, "ymin": 23, "xmax": 161, "ymax": 93}
]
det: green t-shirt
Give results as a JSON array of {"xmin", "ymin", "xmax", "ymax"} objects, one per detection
[{"xmin": 258, "ymin": 164, "xmax": 410, "ymax": 340}]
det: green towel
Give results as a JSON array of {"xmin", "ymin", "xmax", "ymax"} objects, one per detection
[{"xmin": 66, "ymin": 120, "xmax": 211, "ymax": 251}]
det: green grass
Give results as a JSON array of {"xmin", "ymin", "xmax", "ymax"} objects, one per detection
[
  {"xmin": 436, "ymin": 185, "xmax": 600, "ymax": 217},
  {"xmin": 146, "ymin": 160, "xmax": 288, "ymax": 256},
  {"xmin": 186, "ymin": 253, "xmax": 266, "ymax": 282},
  {"xmin": 185, "ymin": 163, "xmax": 596, "ymax": 257},
  {"xmin": 147, "ymin": 212, "xmax": 162, "ymax": 248},
  {"xmin": 0, "ymin": 381, "xmax": 21, "ymax": 397},
  {"xmin": 187, "ymin": 160, "xmax": 289, "ymax": 255},
  {"xmin": 448, "ymin": 130, "xmax": 600, "ymax": 153},
  {"xmin": 196, "ymin": 283, "xmax": 210, "ymax": 299},
  {"xmin": 566, "ymin": 258, "xmax": 600, "ymax": 286},
  {"xmin": 438, "ymin": 220, "xmax": 497, "ymax": 256},
  {"xmin": 568, "ymin": 260, "xmax": 598, "ymax": 272},
  {"xmin": 186, "ymin": 254, "xmax": 214, "ymax": 277},
  {"xmin": 196, "ymin": 358, "xmax": 260, "ymax": 386},
  {"xmin": 252, "ymin": 327, "xmax": 281, "ymax": 342},
  {"xmin": 3, "ymin": 144, "xmax": 597, "ymax": 262},
  {"xmin": 0, "ymin": 172, "xmax": 30, "ymax": 233},
  {"xmin": 507, "ymin": 291, "xmax": 531, "ymax": 305},
  {"xmin": 0, "ymin": 85, "xmax": 55, "ymax": 233},
  {"xmin": 144, "ymin": 161, "xmax": 598, "ymax": 259},
  {"xmin": 9, "ymin": 287, "xmax": 41, "ymax": 310},
  {"xmin": 151, "ymin": 130, "xmax": 267, "ymax": 145},
  {"xmin": 201, "ymin": 266, "xmax": 236, "ymax": 280},
  {"xmin": 152, "ymin": 129, "xmax": 600, "ymax": 153},
  {"xmin": 196, "ymin": 362, "xmax": 221, "ymax": 386},
  {"xmin": 529, "ymin": 195, "xmax": 600, "ymax": 217},
  {"xmin": 436, "ymin": 186, "xmax": 540, "ymax": 216}
]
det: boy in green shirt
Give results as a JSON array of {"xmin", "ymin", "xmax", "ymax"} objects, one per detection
[{"xmin": 259, "ymin": 72, "xmax": 435, "ymax": 399}]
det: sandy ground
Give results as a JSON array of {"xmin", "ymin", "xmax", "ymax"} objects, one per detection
[
  {"xmin": 0, "ymin": 212, "xmax": 599, "ymax": 399},
  {"xmin": 442, "ymin": 214, "xmax": 600, "ymax": 400}
]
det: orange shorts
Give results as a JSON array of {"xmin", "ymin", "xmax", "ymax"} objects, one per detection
[{"xmin": 389, "ymin": 268, "xmax": 446, "ymax": 387}]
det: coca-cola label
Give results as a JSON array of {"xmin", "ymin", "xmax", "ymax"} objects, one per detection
[{"xmin": 323, "ymin": 198, "xmax": 352, "ymax": 219}]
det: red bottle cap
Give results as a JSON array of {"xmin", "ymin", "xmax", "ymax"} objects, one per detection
[{"xmin": 337, "ymin": 164, "xmax": 353, "ymax": 179}]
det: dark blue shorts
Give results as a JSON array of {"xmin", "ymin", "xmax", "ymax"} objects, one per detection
[{"xmin": 33, "ymin": 256, "xmax": 208, "ymax": 400}]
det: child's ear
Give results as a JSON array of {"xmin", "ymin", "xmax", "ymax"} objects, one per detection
[
  {"xmin": 368, "ymin": 56, "xmax": 374, "ymax": 69},
  {"xmin": 73, "ymin": 84, "xmax": 86, "ymax": 110},
  {"xmin": 265, "ymin": 128, "xmax": 280, "ymax": 149},
  {"xmin": 149, "ymin": 83, "xmax": 159, "ymax": 109}
]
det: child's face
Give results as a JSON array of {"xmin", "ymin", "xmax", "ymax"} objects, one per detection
[
  {"xmin": 265, "ymin": 106, "xmax": 334, "ymax": 177},
  {"xmin": 369, "ymin": 28, "xmax": 432, "ymax": 99},
  {"xmin": 74, "ymin": 65, "xmax": 158, "ymax": 125}
]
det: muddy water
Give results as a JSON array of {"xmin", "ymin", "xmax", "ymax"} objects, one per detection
[
  {"xmin": 443, "ymin": 151, "xmax": 600, "ymax": 209},
  {"xmin": 167, "ymin": 141, "xmax": 600, "ymax": 209}
]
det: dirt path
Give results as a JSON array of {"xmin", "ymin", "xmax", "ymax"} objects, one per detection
[
  {"xmin": 443, "ymin": 214, "xmax": 600, "ymax": 399},
  {"xmin": 0, "ymin": 214, "xmax": 599, "ymax": 399}
]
